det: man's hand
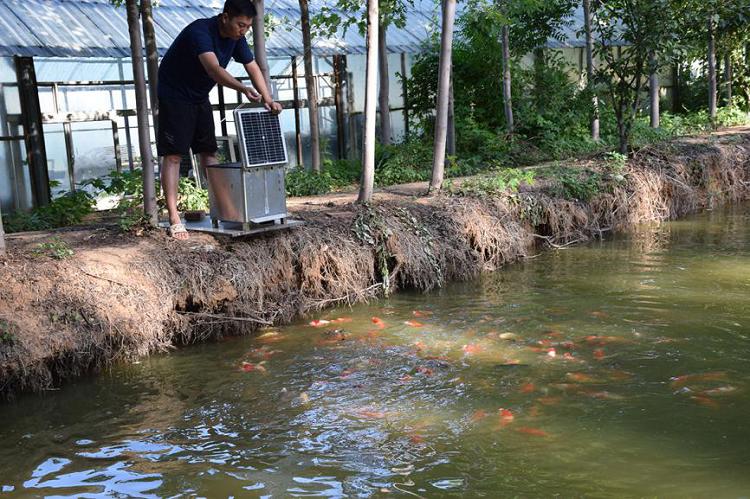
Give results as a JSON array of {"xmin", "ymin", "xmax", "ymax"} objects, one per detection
[
  {"xmin": 243, "ymin": 86, "xmax": 261, "ymax": 102},
  {"xmin": 264, "ymin": 100, "xmax": 283, "ymax": 115}
]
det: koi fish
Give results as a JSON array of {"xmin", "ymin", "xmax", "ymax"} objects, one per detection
[
  {"xmin": 690, "ymin": 395, "xmax": 720, "ymax": 409},
  {"xmin": 356, "ymin": 410, "xmax": 387, "ymax": 419},
  {"xmin": 240, "ymin": 361, "xmax": 267, "ymax": 373},
  {"xmin": 462, "ymin": 344, "xmax": 482, "ymax": 355},
  {"xmin": 700, "ymin": 385, "xmax": 738, "ymax": 397},
  {"xmin": 584, "ymin": 390, "xmax": 624, "ymax": 400},
  {"xmin": 546, "ymin": 348, "xmax": 557, "ymax": 358},
  {"xmin": 520, "ymin": 383, "xmax": 536, "ymax": 393},
  {"xmin": 413, "ymin": 310, "xmax": 432, "ymax": 318},
  {"xmin": 545, "ymin": 330, "xmax": 564, "ymax": 338},
  {"xmin": 371, "ymin": 317, "xmax": 386, "ymax": 329},
  {"xmin": 499, "ymin": 359, "xmax": 522, "ymax": 366},
  {"xmin": 499, "ymin": 332, "xmax": 520, "ymax": 341},
  {"xmin": 471, "ymin": 409, "xmax": 488, "ymax": 422},
  {"xmin": 537, "ymin": 396, "xmax": 562, "ymax": 406},
  {"xmin": 499, "ymin": 408, "xmax": 514, "ymax": 426},
  {"xmin": 399, "ymin": 374, "xmax": 414, "ymax": 383},
  {"xmin": 331, "ymin": 317, "xmax": 353, "ymax": 324},
  {"xmin": 566, "ymin": 372, "xmax": 596, "ymax": 383},
  {"xmin": 405, "ymin": 320, "xmax": 425, "ymax": 327},
  {"xmin": 309, "ymin": 319, "xmax": 331, "ymax": 327},
  {"xmin": 584, "ymin": 335, "xmax": 631, "ymax": 346},
  {"xmin": 670, "ymin": 371, "xmax": 728, "ymax": 389},
  {"xmin": 516, "ymin": 427, "xmax": 549, "ymax": 437},
  {"xmin": 590, "ymin": 311, "xmax": 609, "ymax": 319},
  {"xmin": 416, "ymin": 366, "xmax": 434, "ymax": 376},
  {"xmin": 409, "ymin": 434, "xmax": 425, "ymax": 444},
  {"xmin": 593, "ymin": 348, "xmax": 605, "ymax": 360},
  {"xmin": 298, "ymin": 392, "xmax": 310, "ymax": 403},
  {"xmin": 609, "ymin": 370, "xmax": 634, "ymax": 381},
  {"xmin": 340, "ymin": 369, "xmax": 355, "ymax": 378}
]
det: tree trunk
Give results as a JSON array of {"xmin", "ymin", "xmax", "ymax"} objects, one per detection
[
  {"xmin": 141, "ymin": 0, "xmax": 159, "ymax": 132},
  {"xmin": 707, "ymin": 15, "xmax": 717, "ymax": 124},
  {"xmin": 0, "ymin": 206, "xmax": 5, "ymax": 255},
  {"xmin": 447, "ymin": 72, "xmax": 456, "ymax": 156},
  {"xmin": 583, "ymin": 0, "xmax": 599, "ymax": 140},
  {"xmin": 253, "ymin": 0, "xmax": 272, "ymax": 92},
  {"xmin": 299, "ymin": 0, "xmax": 321, "ymax": 172},
  {"xmin": 724, "ymin": 53, "xmax": 732, "ymax": 105},
  {"xmin": 126, "ymin": 0, "xmax": 157, "ymax": 224},
  {"xmin": 378, "ymin": 20, "xmax": 392, "ymax": 145},
  {"xmin": 501, "ymin": 24, "xmax": 514, "ymax": 134},
  {"xmin": 533, "ymin": 46, "xmax": 545, "ymax": 108},
  {"xmin": 649, "ymin": 51, "xmax": 659, "ymax": 128},
  {"xmin": 358, "ymin": 0, "xmax": 379, "ymax": 203},
  {"xmin": 672, "ymin": 59, "xmax": 681, "ymax": 113},
  {"xmin": 428, "ymin": 0, "xmax": 457, "ymax": 193}
]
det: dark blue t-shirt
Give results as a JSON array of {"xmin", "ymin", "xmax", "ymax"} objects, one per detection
[{"xmin": 158, "ymin": 16, "xmax": 254, "ymax": 103}]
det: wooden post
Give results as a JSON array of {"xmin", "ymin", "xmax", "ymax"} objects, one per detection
[
  {"xmin": 291, "ymin": 56, "xmax": 303, "ymax": 167},
  {"xmin": 218, "ymin": 85, "xmax": 228, "ymax": 136},
  {"xmin": 672, "ymin": 60, "xmax": 681, "ymax": 113},
  {"xmin": 357, "ymin": 0, "xmax": 379, "ymax": 204},
  {"xmin": 400, "ymin": 53, "xmax": 410, "ymax": 141},
  {"xmin": 118, "ymin": 59, "xmax": 135, "ymax": 170},
  {"xmin": 0, "ymin": 205, "xmax": 5, "ymax": 255},
  {"xmin": 345, "ymin": 57, "xmax": 357, "ymax": 160},
  {"xmin": 126, "ymin": 0, "xmax": 157, "ymax": 224},
  {"xmin": 724, "ymin": 53, "xmax": 732, "ymax": 104},
  {"xmin": 333, "ymin": 55, "xmax": 346, "ymax": 160},
  {"xmin": 112, "ymin": 120, "xmax": 123, "ymax": 173},
  {"xmin": 378, "ymin": 22, "xmax": 392, "ymax": 145},
  {"xmin": 428, "ymin": 0, "xmax": 457, "ymax": 192},
  {"xmin": 15, "ymin": 56, "xmax": 50, "ymax": 207},
  {"xmin": 63, "ymin": 122, "xmax": 76, "ymax": 190},
  {"xmin": 141, "ymin": 0, "xmax": 159, "ymax": 132}
]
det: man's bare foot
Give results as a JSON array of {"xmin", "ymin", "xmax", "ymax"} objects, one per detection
[{"xmin": 168, "ymin": 222, "xmax": 189, "ymax": 240}]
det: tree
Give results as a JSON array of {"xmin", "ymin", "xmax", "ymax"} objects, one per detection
[
  {"xmin": 428, "ymin": 0, "xmax": 457, "ymax": 192},
  {"xmin": 299, "ymin": 0, "xmax": 322, "ymax": 173},
  {"xmin": 501, "ymin": 23, "xmax": 513, "ymax": 134},
  {"xmin": 253, "ymin": 0, "xmax": 273, "ymax": 92},
  {"xmin": 591, "ymin": 0, "xmax": 678, "ymax": 154},
  {"xmin": 649, "ymin": 50, "xmax": 660, "ymax": 128},
  {"xmin": 358, "ymin": 0, "xmax": 379, "ymax": 203},
  {"xmin": 313, "ymin": 0, "xmax": 415, "ymax": 146},
  {"xmin": 583, "ymin": 0, "xmax": 599, "ymax": 139},
  {"xmin": 141, "ymin": 0, "xmax": 159, "ymax": 131},
  {"xmin": 125, "ymin": 0, "xmax": 157, "ymax": 224}
]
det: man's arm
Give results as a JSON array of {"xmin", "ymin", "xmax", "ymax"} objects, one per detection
[
  {"xmin": 198, "ymin": 52, "xmax": 261, "ymax": 102},
  {"xmin": 245, "ymin": 60, "xmax": 283, "ymax": 114}
]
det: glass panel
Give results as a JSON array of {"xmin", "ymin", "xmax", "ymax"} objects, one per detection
[{"xmin": 43, "ymin": 123, "xmax": 71, "ymax": 196}]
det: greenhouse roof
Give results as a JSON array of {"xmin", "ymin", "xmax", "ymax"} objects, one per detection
[
  {"xmin": 0, "ymin": 0, "xmax": 602, "ymax": 60},
  {"xmin": 0, "ymin": 0, "xmax": 441, "ymax": 58}
]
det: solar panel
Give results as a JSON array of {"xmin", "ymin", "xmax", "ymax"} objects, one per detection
[{"xmin": 234, "ymin": 108, "xmax": 288, "ymax": 168}]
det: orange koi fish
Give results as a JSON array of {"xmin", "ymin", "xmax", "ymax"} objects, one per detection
[
  {"xmin": 593, "ymin": 348, "xmax": 605, "ymax": 360},
  {"xmin": 520, "ymin": 383, "xmax": 536, "ymax": 393},
  {"xmin": 516, "ymin": 427, "xmax": 549, "ymax": 437},
  {"xmin": 240, "ymin": 361, "xmax": 267, "ymax": 373},
  {"xmin": 331, "ymin": 317, "xmax": 353, "ymax": 324},
  {"xmin": 670, "ymin": 371, "xmax": 728, "ymax": 389},
  {"xmin": 416, "ymin": 366, "xmax": 434, "ymax": 376},
  {"xmin": 405, "ymin": 320, "xmax": 425, "ymax": 327},
  {"xmin": 309, "ymin": 319, "xmax": 331, "ymax": 327},
  {"xmin": 371, "ymin": 317, "xmax": 386, "ymax": 329},
  {"xmin": 690, "ymin": 395, "xmax": 720, "ymax": 410},
  {"xmin": 700, "ymin": 385, "xmax": 738, "ymax": 397},
  {"xmin": 499, "ymin": 408, "xmax": 514, "ymax": 426},
  {"xmin": 462, "ymin": 343, "xmax": 482, "ymax": 355},
  {"xmin": 413, "ymin": 310, "xmax": 433, "ymax": 318},
  {"xmin": 471, "ymin": 409, "xmax": 488, "ymax": 422},
  {"xmin": 566, "ymin": 372, "xmax": 595, "ymax": 383}
]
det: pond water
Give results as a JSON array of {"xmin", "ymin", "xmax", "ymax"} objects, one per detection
[{"xmin": 1, "ymin": 204, "xmax": 750, "ymax": 498}]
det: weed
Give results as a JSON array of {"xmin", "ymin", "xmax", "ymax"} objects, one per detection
[
  {"xmin": 32, "ymin": 237, "xmax": 74, "ymax": 260},
  {"xmin": 548, "ymin": 166, "xmax": 605, "ymax": 202},
  {"xmin": 446, "ymin": 168, "xmax": 535, "ymax": 197},
  {"xmin": 0, "ymin": 319, "xmax": 16, "ymax": 346}
]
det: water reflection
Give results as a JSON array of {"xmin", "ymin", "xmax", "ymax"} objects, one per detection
[{"xmin": 1, "ymin": 204, "xmax": 750, "ymax": 497}]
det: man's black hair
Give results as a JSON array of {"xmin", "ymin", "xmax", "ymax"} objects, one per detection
[{"xmin": 223, "ymin": 0, "xmax": 257, "ymax": 18}]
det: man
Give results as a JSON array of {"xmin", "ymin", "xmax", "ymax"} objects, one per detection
[{"xmin": 158, "ymin": 0, "xmax": 283, "ymax": 240}]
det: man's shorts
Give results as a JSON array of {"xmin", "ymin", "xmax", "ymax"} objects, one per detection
[{"xmin": 157, "ymin": 98, "xmax": 217, "ymax": 157}]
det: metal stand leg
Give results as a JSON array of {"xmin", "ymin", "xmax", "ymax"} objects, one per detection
[{"xmin": 212, "ymin": 218, "xmax": 219, "ymax": 228}]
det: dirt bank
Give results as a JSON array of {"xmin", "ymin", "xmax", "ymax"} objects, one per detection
[{"xmin": 1, "ymin": 129, "xmax": 749, "ymax": 399}]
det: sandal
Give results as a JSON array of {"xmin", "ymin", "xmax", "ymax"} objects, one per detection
[{"xmin": 168, "ymin": 222, "xmax": 189, "ymax": 240}]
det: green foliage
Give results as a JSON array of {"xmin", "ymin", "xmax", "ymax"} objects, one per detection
[
  {"xmin": 177, "ymin": 177, "xmax": 209, "ymax": 212},
  {"xmin": 324, "ymin": 158, "xmax": 361, "ymax": 188},
  {"xmin": 375, "ymin": 141, "xmax": 433, "ymax": 186},
  {"xmin": 5, "ymin": 188, "xmax": 96, "ymax": 233},
  {"xmin": 0, "ymin": 319, "xmax": 16, "ymax": 346},
  {"xmin": 446, "ymin": 168, "xmax": 535, "ymax": 197},
  {"xmin": 31, "ymin": 237, "xmax": 74, "ymax": 260},
  {"xmin": 548, "ymin": 166, "xmax": 606, "ymax": 202},
  {"xmin": 286, "ymin": 168, "xmax": 334, "ymax": 197}
]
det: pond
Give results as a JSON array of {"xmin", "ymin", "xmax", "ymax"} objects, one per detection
[{"xmin": 1, "ymin": 204, "xmax": 749, "ymax": 498}]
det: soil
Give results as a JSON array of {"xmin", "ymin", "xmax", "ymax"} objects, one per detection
[{"xmin": 0, "ymin": 128, "xmax": 749, "ymax": 400}]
